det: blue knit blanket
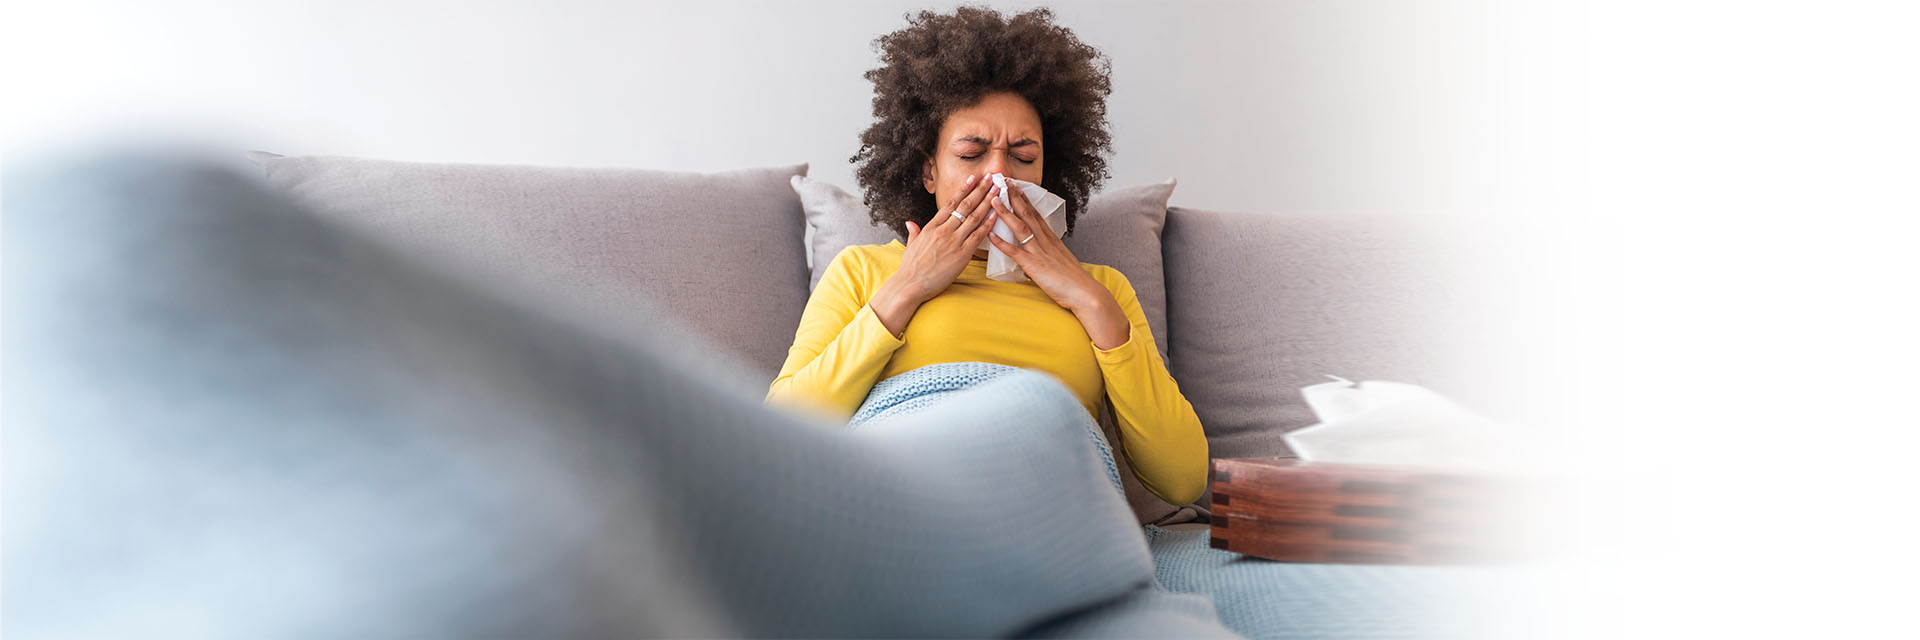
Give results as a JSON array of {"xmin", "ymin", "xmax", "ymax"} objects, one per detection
[
  {"xmin": 850, "ymin": 362, "xmax": 1511, "ymax": 639},
  {"xmin": 850, "ymin": 361, "xmax": 1125, "ymax": 496}
]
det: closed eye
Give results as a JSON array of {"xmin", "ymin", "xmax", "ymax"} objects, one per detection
[{"xmin": 960, "ymin": 154, "xmax": 1036, "ymax": 164}]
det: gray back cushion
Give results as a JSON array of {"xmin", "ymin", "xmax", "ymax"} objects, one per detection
[
  {"xmin": 251, "ymin": 152, "xmax": 810, "ymax": 383},
  {"xmin": 792, "ymin": 176, "xmax": 1177, "ymax": 366},
  {"xmin": 1162, "ymin": 207, "xmax": 1469, "ymax": 508},
  {"xmin": 790, "ymin": 175, "xmax": 899, "ymax": 285}
]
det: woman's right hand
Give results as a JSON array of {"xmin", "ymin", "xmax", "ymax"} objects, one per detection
[{"xmin": 891, "ymin": 174, "xmax": 1000, "ymax": 304}]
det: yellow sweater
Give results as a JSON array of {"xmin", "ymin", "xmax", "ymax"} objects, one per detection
[{"xmin": 765, "ymin": 239, "xmax": 1208, "ymax": 506}]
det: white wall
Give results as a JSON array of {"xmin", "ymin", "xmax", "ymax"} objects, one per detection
[
  {"xmin": 2, "ymin": 0, "xmax": 1594, "ymax": 427},
  {"xmin": 0, "ymin": 0, "xmax": 1590, "ymax": 428},
  {"xmin": 2, "ymin": 0, "xmax": 1581, "ymax": 216}
]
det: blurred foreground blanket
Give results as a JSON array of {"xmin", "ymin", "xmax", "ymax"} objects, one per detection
[
  {"xmin": 4, "ymin": 149, "xmax": 1507, "ymax": 639},
  {"xmin": 2, "ymin": 149, "xmax": 1241, "ymax": 638}
]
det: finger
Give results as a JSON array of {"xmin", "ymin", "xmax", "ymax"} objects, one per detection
[
  {"xmin": 1006, "ymin": 185, "xmax": 1042, "ymax": 228},
  {"xmin": 987, "ymin": 227, "xmax": 1024, "ymax": 254},
  {"xmin": 941, "ymin": 174, "xmax": 986, "ymax": 217},
  {"xmin": 934, "ymin": 179, "xmax": 989, "ymax": 234},
  {"xmin": 906, "ymin": 220, "xmax": 919, "ymax": 242},
  {"xmin": 928, "ymin": 205, "xmax": 955, "ymax": 232},
  {"xmin": 952, "ymin": 174, "xmax": 996, "ymax": 222},
  {"xmin": 969, "ymin": 211, "xmax": 999, "ymax": 245},
  {"xmin": 963, "ymin": 184, "xmax": 1003, "ymax": 230},
  {"xmin": 940, "ymin": 174, "xmax": 971, "ymax": 213},
  {"xmin": 1008, "ymin": 183, "xmax": 1034, "ymax": 208},
  {"xmin": 958, "ymin": 185, "xmax": 1000, "ymax": 235},
  {"xmin": 988, "ymin": 194, "xmax": 1031, "ymax": 241},
  {"xmin": 1009, "ymin": 188, "xmax": 1055, "ymax": 246}
]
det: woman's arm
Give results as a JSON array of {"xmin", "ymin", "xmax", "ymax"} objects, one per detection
[
  {"xmin": 765, "ymin": 248, "xmax": 912, "ymax": 420},
  {"xmin": 1081, "ymin": 267, "xmax": 1210, "ymax": 506},
  {"xmin": 867, "ymin": 276, "xmax": 926, "ymax": 340},
  {"xmin": 1068, "ymin": 293, "xmax": 1131, "ymax": 351}
]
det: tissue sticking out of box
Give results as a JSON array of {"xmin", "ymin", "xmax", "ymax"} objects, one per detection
[{"xmin": 1285, "ymin": 375, "xmax": 1551, "ymax": 473}]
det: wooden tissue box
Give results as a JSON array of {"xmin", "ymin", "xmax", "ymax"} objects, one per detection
[{"xmin": 1207, "ymin": 457, "xmax": 1533, "ymax": 565}]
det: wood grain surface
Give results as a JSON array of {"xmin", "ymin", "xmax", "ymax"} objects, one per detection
[{"xmin": 1207, "ymin": 458, "xmax": 1537, "ymax": 565}]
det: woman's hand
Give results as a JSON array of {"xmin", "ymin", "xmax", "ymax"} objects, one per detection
[
  {"xmin": 985, "ymin": 185, "xmax": 1108, "ymax": 312},
  {"xmin": 889, "ymin": 174, "xmax": 1000, "ymax": 304}
]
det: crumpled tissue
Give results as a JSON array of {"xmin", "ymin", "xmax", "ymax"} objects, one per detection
[
  {"xmin": 947, "ymin": 172, "xmax": 1067, "ymax": 283},
  {"xmin": 1285, "ymin": 376, "xmax": 1548, "ymax": 472}
]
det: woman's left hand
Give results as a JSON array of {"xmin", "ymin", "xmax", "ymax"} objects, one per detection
[{"xmin": 985, "ymin": 187, "xmax": 1109, "ymax": 312}]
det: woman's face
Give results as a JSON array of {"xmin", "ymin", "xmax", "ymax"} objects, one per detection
[{"xmin": 923, "ymin": 91, "xmax": 1044, "ymax": 219}]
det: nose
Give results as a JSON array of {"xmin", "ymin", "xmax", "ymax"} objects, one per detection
[{"xmin": 980, "ymin": 151, "xmax": 1011, "ymax": 177}]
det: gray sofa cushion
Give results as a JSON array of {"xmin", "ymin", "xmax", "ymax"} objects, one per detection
[
  {"xmin": 790, "ymin": 175, "xmax": 898, "ymax": 286},
  {"xmin": 249, "ymin": 152, "xmax": 810, "ymax": 383},
  {"xmin": 792, "ymin": 176, "xmax": 1178, "ymax": 366},
  {"xmin": 1162, "ymin": 207, "xmax": 1465, "ymax": 509}
]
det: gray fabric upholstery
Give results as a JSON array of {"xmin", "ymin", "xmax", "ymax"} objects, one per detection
[
  {"xmin": 791, "ymin": 176, "xmax": 1178, "ymax": 366},
  {"xmin": 249, "ymin": 151, "xmax": 811, "ymax": 384},
  {"xmin": 1162, "ymin": 206, "xmax": 1463, "ymax": 510},
  {"xmin": 790, "ymin": 175, "xmax": 898, "ymax": 286}
]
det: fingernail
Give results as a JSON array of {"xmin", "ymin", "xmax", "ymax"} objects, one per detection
[{"xmin": 966, "ymin": 175, "xmax": 976, "ymax": 185}]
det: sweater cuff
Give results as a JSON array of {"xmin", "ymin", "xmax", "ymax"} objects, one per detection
[
  {"xmin": 857, "ymin": 301, "xmax": 908, "ymax": 347},
  {"xmin": 1090, "ymin": 327, "xmax": 1137, "ymax": 363}
]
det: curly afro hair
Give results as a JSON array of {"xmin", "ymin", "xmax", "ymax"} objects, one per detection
[{"xmin": 850, "ymin": 5, "xmax": 1115, "ymax": 240}]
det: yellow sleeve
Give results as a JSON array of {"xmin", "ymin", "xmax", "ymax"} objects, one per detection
[
  {"xmin": 1089, "ymin": 267, "xmax": 1210, "ymax": 506},
  {"xmin": 764, "ymin": 247, "xmax": 907, "ymax": 422}
]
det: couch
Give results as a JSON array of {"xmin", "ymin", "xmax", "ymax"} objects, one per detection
[
  {"xmin": 6, "ymin": 148, "xmax": 1509, "ymax": 637},
  {"xmin": 243, "ymin": 151, "xmax": 1478, "ymax": 526}
]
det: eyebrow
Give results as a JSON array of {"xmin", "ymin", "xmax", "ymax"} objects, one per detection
[{"xmin": 951, "ymin": 136, "xmax": 1039, "ymax": 149}]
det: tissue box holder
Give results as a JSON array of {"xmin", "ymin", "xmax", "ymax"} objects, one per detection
[{"xmin": 1207, "ymin": 457, "xmax": 1524, "ymax": 565}]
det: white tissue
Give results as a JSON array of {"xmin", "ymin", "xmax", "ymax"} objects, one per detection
[
  {"xmin": 1285, "ymin": 376, "xmax": 1547, "ymax": 472},
  {"xmin": 947, "ymin": 173, "xmax": 1068, "ymax": 282}
]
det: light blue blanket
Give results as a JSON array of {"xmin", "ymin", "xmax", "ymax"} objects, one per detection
[
  {"xmin": 851, "ymin": 362, "xmax": 1504, "ymax": 639},
  {"xmin": 850, "ymin": 361, "xmax": 1125, "ymax": 496}
]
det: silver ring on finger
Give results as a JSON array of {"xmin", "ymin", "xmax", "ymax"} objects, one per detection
[{"xmin": 1020, "ymin": 233, "xmax": 1035, "ymax": 245}]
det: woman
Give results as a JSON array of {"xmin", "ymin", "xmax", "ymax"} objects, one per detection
[{"xmin": 766, "ymin": 6, "xmax": 1208, "ymax": 507}]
